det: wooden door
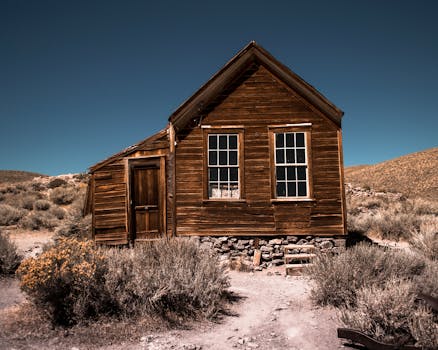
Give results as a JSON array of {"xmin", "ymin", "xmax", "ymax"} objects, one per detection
[{"xmin": 130, "ymin": 161, "xmax": 162, "ymax": 240}]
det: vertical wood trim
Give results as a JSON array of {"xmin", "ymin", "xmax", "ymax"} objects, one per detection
[
  {"xmin": 125, "ymin": 158, "xmax": 132, "ymax": 243},
  {"xmin": 268, "ymin": 130, "xmax": 276, "ymax": 198},
  {"xmin": 239, "ymin": 130, "xmax": 245, "ymax": 199},
  {"xmin": 160, "ymin": 156, "xmax": 167, "ymax": 237},
  {"xmin": 169, "ymin": 124, "xmax": 177, "ymax": 237},
  {"xmin": 202, "ymin": 128, "xmax": 208, "ymax": 200},
  {"xmin": 337, "ymin": 129, "xmax": 347, "ymax": 234},
  {"xmin": 306, "ymin": 130, "xmax": 314, "ymax": 199},
  {"xmin": 91, "ymin": 175, "xmax": 96, "ymax": 240}
]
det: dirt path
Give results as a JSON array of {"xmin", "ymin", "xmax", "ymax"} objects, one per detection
[{"xmin": 104, "ymin": 270, "xmax": 344, "ymax": 350}]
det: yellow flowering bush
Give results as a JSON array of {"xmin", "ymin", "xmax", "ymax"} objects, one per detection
[{"xmin": 17, "ymin": 237, "xmax": 111, "ymax": 325}]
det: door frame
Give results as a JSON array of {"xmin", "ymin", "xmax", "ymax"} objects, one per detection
[{"xmin": 126, "ymin": 156, "xmax": 167, "ymax": 243}]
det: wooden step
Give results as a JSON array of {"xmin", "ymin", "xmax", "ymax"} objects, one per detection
[
  {"xmin": 285, "ymin": 263, "xmax": 313, "ymax": 276},
  {"xmin": 284, "ymin": 244, "xmax": 316, "ymax": 251},
  {"xmin": 284, "ymin": 253, "xmax": 316, "ymax": 263}
]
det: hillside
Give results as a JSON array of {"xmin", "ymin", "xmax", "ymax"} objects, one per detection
[
  {"xmin": 345, "ymin": 147, "xmax": 438, "ymax": 201},
  {"xmin": 0, "ymin": 170, "xmax": 48, "ymax": 184}
]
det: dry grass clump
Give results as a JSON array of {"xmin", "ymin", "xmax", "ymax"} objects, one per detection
[
  {"xmin": 50, "ymin": 186, "xmax": 76, "ymax": 205},
  {"xmin": 16, "ymin": 237, "xmax": 230, "ymax": 327},
  {"xmin": 105, "ymin": 239, "xmax": 230, "ymax": 319},
  {"xmin": 340, "ymin": 279, "xmax": 437, "ymax": 349},
  {"xmin": 34, "ymin": 199, "xmax": 51, "ymax": 211},
  {"xmin": 306, "ymin": 244, "xmax": 437, "ymax": 348},
  {"xmin": 19, "ymin": 211, "xmax": 58, "ymax": 231},
  {"xmin": 410, "ymin": 220, "xmax": 438, "ymax": 261},
  {"xmin": 306, "ymin": 244, "xmax": 426, "ymax": 307},
  {"xmin": 0, "ymin": 231, "xmax": 22, "ymax": 274},
  {"xmin": 0, "ymin": 204, "xmax": 25, "ymax": 226}
]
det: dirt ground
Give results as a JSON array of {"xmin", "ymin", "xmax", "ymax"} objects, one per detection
[{"xmin": 0, "ymin": 231, "xmax": 347, "ymax": 350}]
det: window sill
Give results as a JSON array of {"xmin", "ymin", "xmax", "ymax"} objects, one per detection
[
  {"xmin": 202, "ymin": 199, "xmax": 247, "ymax": 203},
  {"xmin": 270, "ymin": 198, "xmax": 315, "ymax": 203}
]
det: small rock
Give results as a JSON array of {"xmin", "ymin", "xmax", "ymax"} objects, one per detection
[{"xmin": 269, "ymin": 238, "xmax": 283, "ymax": 245}]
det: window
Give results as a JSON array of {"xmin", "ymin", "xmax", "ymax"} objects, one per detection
[
  {"xmin": 208, "ymin": 134, "xmax": 239, "ymax": 199},
  {"xmin": 274, "ymin": 132, "xmax": 308, "ymax": 198}
]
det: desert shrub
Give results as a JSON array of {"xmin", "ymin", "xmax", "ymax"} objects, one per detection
[
  {"xmin": 50, "ymin": 187, "xmax": 76, "ymax": 205},
  {"xmin": 340, "ymin": 279, "xmax": 419, "ymax": 346},
  {"xmin": 48, "ymin": 178, "xmax": 67, "ymax": 189},
  {"xmin": 17, "ymin": 238, "xmax": 111, "ymax": 326},
  {"xmin": 104, "ymin": 238, "xmax": 230, "ymax": 319},
  {"xmin": 410, "ymin": 220, "xmax": 438, "ymax": 261},
  {"xmin": 19, "ymin": 195, "xmax": 37, "ymax": 210},
  {"xmin": 31, "ymin": 181, "xmax": 46, "ymax": 191},
  {"xmin": 0, "ymin": 204, "xmax": 26, "ymax": 226},
  {"xmin": 306, "ymin": 243, "xmax": 426, "ymax": 307},
  {"xmin": 34, "ymin": 199, "xmax": 51, "ymax": 211},
  {"xmin": 19, "ymin": 211, "xmax": 58, "ymax": 231},
  {"xmin": 0, "ymin": 231, "xmax": 22, "ymax": 274},
  {"xmin": 413, "ymin": 262, "xmax": 438, "ymax": 298},
  {"xmin": 409, "ymin": 306, "xmax": 438, "ymax": 349},
  {"xmin": 56, "ymin": 215, "xmax": 91, "ymax": 238},
  {"xmin": 49, "ymin": 206, "xmax": 66, "ymax": 220}
]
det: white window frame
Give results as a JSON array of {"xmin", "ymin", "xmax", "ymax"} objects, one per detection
[
  {"xmin": 207, "ymin": 133, "xmax": 240, "ymax": 199},
  {"xmin": 274, "ymin": 131, "xmax": 309, "ymax": 198}
]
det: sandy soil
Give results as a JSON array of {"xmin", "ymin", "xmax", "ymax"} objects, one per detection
[{"xmin": 0, "ymin": 231, "xmax": 346, "ymax": 350}]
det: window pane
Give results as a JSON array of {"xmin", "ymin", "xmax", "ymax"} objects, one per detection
[
  {"xmin": 287, "ymin": 182, "xmax": 297, "ymax": 197},
  {"xmin": 275, "ymin": 133, "xmax": 284, "ymax": 148},
  {"xmin": 296, "ymin": 149, "xmax": 306, "ymax": 163},
  {"xmin": 297, "ymin": 166, "xmax": 306, "ymax": 180},
  {"xmin": 230, "ymin": 167, "xmax": 238, "ymax": 181},
  {"xmin": 277, "ymin": 182, "xmax": 286, "ymax": 197},
  {"xmin": 298, "ymin": 182, "xmax": 307, "ymax": 196},
  {"xmin": 276, "ymin": 166, "xmax": 285, "ymax": 180},
  {"xmin": 219, "ymin": 183, "xmax": 229, "ymax": 197},
  {"xmin": 229, "ymin": 135, "xmax": 237, "ymax": 149},
  {"xmin": 229, "ymin": 151, "xmax": 237, "ymax": 165},
  {"xmin": 209, "ymin": 167, "xmax": 218, "ymax": 181},
  {"xmin": 286, "ymin": 133, "xmax": 294, "ymax": 147},
  {"xmin": 209, "ymin": 151, "xmax": 217, "ymax": 165},
  {"xmin": 208, "ymin": 135, "xmax": 217, "ymax": 149},
  {"xmin": 219, "ymin": 135, "xmax": 227, "ymax": 149},
  {"xmin": 209, "ymin": 183, "xmax": 219, "ymax": 198},
  {"xmin": 276, "ymin": 149, "xmax": 284, "ymax": 164},
  {"xmin": 296, "ymin": 133, "xmax": 305, "ymax": 147},
  {"xmin": 286, "ymin": 149, "xmax": 295, "ymax": 163},
  {"xmin": 219, "ymin": 168, "xmax": 228, "ymax": 181},
  {"xmin": 219, "ymin": 151, "xmax": 227, "ymax": 165},
  {"xmin": 287, "ymin": 166, "xmax": 296, "ymax": 180},
  {"xmin": 230, "ymin": 182, "xmax": 239, "ymax": 198}
]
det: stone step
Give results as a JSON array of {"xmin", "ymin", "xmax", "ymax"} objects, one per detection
[
  {"xmin": 284, "ymin": 253, "xmax": 316, "ymax": 263},
  {"xmin": 285, "ymin": 263, "xmax": 314, "ymax": 276},
  {"xmin": 284, "ymin": 244, "xmax": 316, "ymax": 252}
]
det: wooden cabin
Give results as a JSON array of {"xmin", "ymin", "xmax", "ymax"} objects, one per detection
[{"xmin": 85, "ymin": 42, "xmax": 346, "ymax": 245}]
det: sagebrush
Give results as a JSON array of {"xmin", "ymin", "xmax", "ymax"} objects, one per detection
[
  {"xmin": 17, "ymin": 237, "xmax": 230, "ymax": 326},
  {"xmin": 0, "ymin": 231, "xmax": 22, "ymax": 274}
]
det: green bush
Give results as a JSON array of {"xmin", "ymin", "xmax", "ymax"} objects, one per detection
[
  {"xmin": 0, "ymin": 231, "xmax": 22, "ymax": 274},
  {"xmin": 17, "ymin": 238, "xmax": 111, "ymax": 326},
  {"xmin": 50, "ymin": 187, "xmax": 76, "ymax": 205},
  {"xmin": 34, "ymin": 199, "xmax": 51, "ymax": 211},
  {"xmin": 0, "ymin": 204, "xmax": 26, "ymax": 226},
  {"xmin": 105, "ymin": 239, "xmax": 230, "ymax": 319}
]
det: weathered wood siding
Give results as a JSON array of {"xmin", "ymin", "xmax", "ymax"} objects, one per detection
[
  {"xmin": 175, "ymin": 64, "xmax": 345, "ymax": 236},
  {"xmin": 91, "ymin": 132, "xmax": 171, "ymax": 244},
  {"xmin": 93, "ymin": 160, "xmax": 128, "ymax": 244}
]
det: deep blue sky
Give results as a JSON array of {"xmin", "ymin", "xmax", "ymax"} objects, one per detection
[{"xmin": 1, "ymin": 0, "xmax": 437, "ymax": 175}]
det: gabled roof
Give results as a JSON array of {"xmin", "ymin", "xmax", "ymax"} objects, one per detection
[{"xmin": 169, "ymin": 41, "xmax": 344, "ymax": 131}]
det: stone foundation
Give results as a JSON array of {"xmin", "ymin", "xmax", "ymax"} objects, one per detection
[{"xmin": 193, "ymin": 235, "xmax": 346, "ymax": 270}]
